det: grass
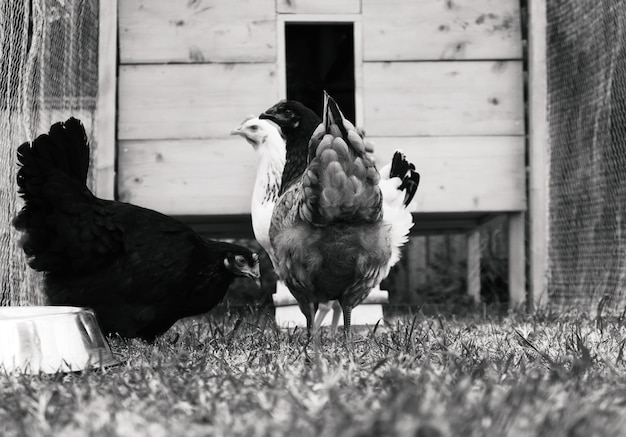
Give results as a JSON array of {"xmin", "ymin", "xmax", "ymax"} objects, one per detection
[{"xmin": 2, "ymin": 309, "xmax": 626, "ymax": 436}]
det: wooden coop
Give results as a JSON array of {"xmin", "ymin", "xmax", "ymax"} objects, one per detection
[{"xmin": 91, "ymin": 0, "xmax": 550, "ymax": 309}]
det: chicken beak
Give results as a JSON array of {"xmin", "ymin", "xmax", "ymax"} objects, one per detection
[
  {"xmin": 258, "ymin": 112, "xmax": 275, "ymax": 123},
  {"xmin": 243, "ymin": 264, "xmax": 262, "ymax": 289},
  {"xmin": 230, "ymin": 126, "xmax": 243, "ymax": 136},
  {"xmin": 259, "ymin": 108, "xmax": 282, "ymax": 125}
]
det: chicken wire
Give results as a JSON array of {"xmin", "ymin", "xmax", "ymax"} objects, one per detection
[
  {"xmin": 0, "ymin": 0, "xmax": 99, "ymax": 305},
  {"xmin": 547, "ymin": 0, "xmax": 626, "ymax": 313}
]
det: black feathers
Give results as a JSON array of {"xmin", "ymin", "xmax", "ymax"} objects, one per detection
[
  {"xmin": 16, "ymin": 118, "xmax": 89, "ymax": 196},
  {"xmin": 13, "ymin": 118, "xmax": 260, "ymax": 341},
  {"xmin": 389, "ymin": 151, "xmax": 421, "ymax": 207}
]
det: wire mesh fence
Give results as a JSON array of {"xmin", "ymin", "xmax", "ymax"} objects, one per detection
[
  {"xmin": 547, "ymin": 0, "xmax": 626, "ymax": 313},
  {"xmin": 4, "ymin": 0, "xmax": 626, "ymax": 313},
  {"xmin": 0, "ymin": 0, "xmax": 99, "ymax": 305}
]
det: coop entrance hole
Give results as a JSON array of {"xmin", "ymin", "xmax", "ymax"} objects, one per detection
[{"xmin": 284, "ymin": 22, "xmax": 356, "ymax": 122}]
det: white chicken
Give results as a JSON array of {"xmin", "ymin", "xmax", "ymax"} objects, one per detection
[
  {"xmin": 231, "ymin": 116, "xmax": 285, "ymax": 260},
  {"xmin": 231, "ymin": 116, "xmax": 344, "ymax": 331}
]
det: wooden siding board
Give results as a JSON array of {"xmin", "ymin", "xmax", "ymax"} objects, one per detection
[
  {"xmin": 117, "ymin": 64, "xmax": 279, "ymax": 140},
  {"xmin": 277, "ymin": 0, "xmax": 361, "ymax": 14},
  {"xmin": 363, "ymin": 61, "xmax": 525, "ymax": 136},
  {"xmin": 117, "ymin": 135, "xmax": 525, "ymax": 216},
  {"xmin": 372, "ymin": 136, "xmax": 526, "ymax": 213},
  {"xmin": 119, "ymin": 0, "xmax": 276, "ymax": 63},
  {"xmin": 118, "ymin": 138, "xmax": 258, "ymax": 215},
  {"xmin": 362, "ymin": 0, "xmax": 522, "ymax": 61}
]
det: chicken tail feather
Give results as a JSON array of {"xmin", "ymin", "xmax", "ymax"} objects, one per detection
[
  {"xmin": 377, "ymin": 150, "xmax": 421, "ymax": 269},
  {"xmin": 324, "ymin": 92, "xmax": 350, "ymax": 140},
  {"xmin": 300, "ymin": 92, "xmax": 382, "ymax": 225},
  {"xmin": 13, "ymin": 118, "xmax": 93, "ymax": 270},
  {"xmin": 15, "ymin": 117, "xmax": 90, "ymax": 202},
  {"xmin": 389, "ymin": 151, "xmax": 421, "ymax": 207}
]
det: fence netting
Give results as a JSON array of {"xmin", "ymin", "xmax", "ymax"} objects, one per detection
[
  {"xmin": 547, "ymin": 0, "xmax": 626, "ymax": 313},
  {"xmin": 4, "ymin": 0, "xmax": 626, "ymax": 312},
  {"xmin": 0, "ymin": 0, "xmax": 99, "ymax": 305}
]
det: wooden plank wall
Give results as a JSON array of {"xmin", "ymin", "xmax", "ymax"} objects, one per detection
[
  {"xmin": 361, "ymin": 0, "xmax": 524, "ymax": 303},
  {"xmin": 117, "ymin": 0, "xmax": 279, "ymax": 213},
  {"xmin": 118, "ymin": 0, "xmax": 276, "ymax": 63},
  {"xmin": 362, "ymin": 0, "xmax": 526, "ymax": 218},
  {"xmin": 373, "ymin": 137, "xmax": 525, "ymax": 213},
  {"xmin": 363, "ymin": 61, "xmax": 524, "ymax": 136},
  {"xmin": 116, "ymin": 0, "xmax": 525, "ymax": 217},
  {"xmin": 117, "ymin": 64, "xmax": 278, "ymax": 140},
  {"xmin": 115, "ymin": 0, "xmax": 526, "ymax": 304},
  {"xmin": 362, "ymin": 0, "xmax": 523, "ymax": 61}
]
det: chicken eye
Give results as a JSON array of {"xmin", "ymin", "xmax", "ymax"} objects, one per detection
[
  {"xmin": 250, "ymin": 125, "xmax": 258, "ymax": 131},
  {"xmin": 234, "ymin": 255, "xmax": 246, "ymax": 265},
  {"xmin": 284, "ymin": 109, "xmax": 293, "ymax": 117}
]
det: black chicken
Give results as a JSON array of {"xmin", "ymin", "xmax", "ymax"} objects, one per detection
[
  {"xmin": 13, "ymin": 118, "xmax": 261, "ymax": 341},
  {"xmin": 259, "ymin": 100, "xmax": 375, "ymax": 196},
  {"xmin": 262, "ymin": 100, "xmax": 321, "ymax": 196}
]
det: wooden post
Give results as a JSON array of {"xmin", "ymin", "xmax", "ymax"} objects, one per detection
[
  {"xmin": 508, "ymin": 212, "xmax": 526, "ymax": 307},
  {"xmin": 411, "ymin": 236, "xmax": 428, "ymax": 288},
  {"xmin": 527, "ymin": 0, "xmax": 549, "ymax": 310},
  {"xmin": 405, "ymin": 237, "xmax": 426, "ymax": 302},
  {"xmin": 467, "ymin": 229, "xmax": 481, "ymax": 303},
  {"xmin": 95, "ymin": 0, "xmax": 117, "ymax": 200}
]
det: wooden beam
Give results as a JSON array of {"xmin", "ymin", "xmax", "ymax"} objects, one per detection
[
  {"xmin": 527, "ymin": 0, "xmax": 549, "ymax": 310},
  {"xmin": 372, "ymin": 136, "xmax": 527, "ymax": 213},
  {"xmin": 94, "ymin": 0, "xmax": 117, "ymax": 200},
  {"xmin": 406, "ymin": 237, "xmax": 426, "ymax": 292},
  {"xmin": 277, "ymin": 0, "xmax": 361, "ymax": 14},
  {"xmin": 118, "ymin": 136, "xmax": 526, "ymax": 216},
  {"xmin": 117, "ymin": 137, "xmax": 258, "ymax": 215},
  {"xmin": 363, "ymin": 61, "xmax": 525, "ymax": 136},
  {"xmin": 363, "ymin": 0, "xmax": 523, "ymax": 61},
  {"xmin": 467, "ymin": 229, "xmax": 481, "ymax": 303},
  {"xmin": 353, "ymin": 17, "xmax": 364, "ymax": 128},
  {"xmin": 174, "ymin": 212, "xmax": 511, "ymax": 239},
  {"xmin": 508, "ymin": 212, "xmax": 526, "ymax": 308},
  {"xmin": 118, "ymin": 0, "xmax": 276, "ymax": 63},
  {"xmin": 117, "ymin": 64, "xmax": 278, "ymax": 140}
]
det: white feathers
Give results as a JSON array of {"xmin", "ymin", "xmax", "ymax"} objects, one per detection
[
  {"xmin": 231, "ymin": 117, "xmax": 285, "ymax": 257},
  {"xmin": 379, "ymin": 151, "xmax": 416, "ymax": 272},
  {"xmin": 234, "ymin": 112, "xmax": 419, "ymax": 333}
]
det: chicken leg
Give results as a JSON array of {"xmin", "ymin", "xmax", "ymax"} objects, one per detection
[{"xmin": 312, "ymin": 300, "xmax": 342, "ymax": 334}]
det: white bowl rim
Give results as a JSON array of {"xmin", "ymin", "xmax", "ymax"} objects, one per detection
[{"xmin": 0, "ymin": 305, "xmax": 94, "ymax": 320}]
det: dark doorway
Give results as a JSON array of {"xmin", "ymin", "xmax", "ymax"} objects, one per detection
[{"xmin": 285, "ymin": 22, "xmax": 356, "ymax": 123}]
